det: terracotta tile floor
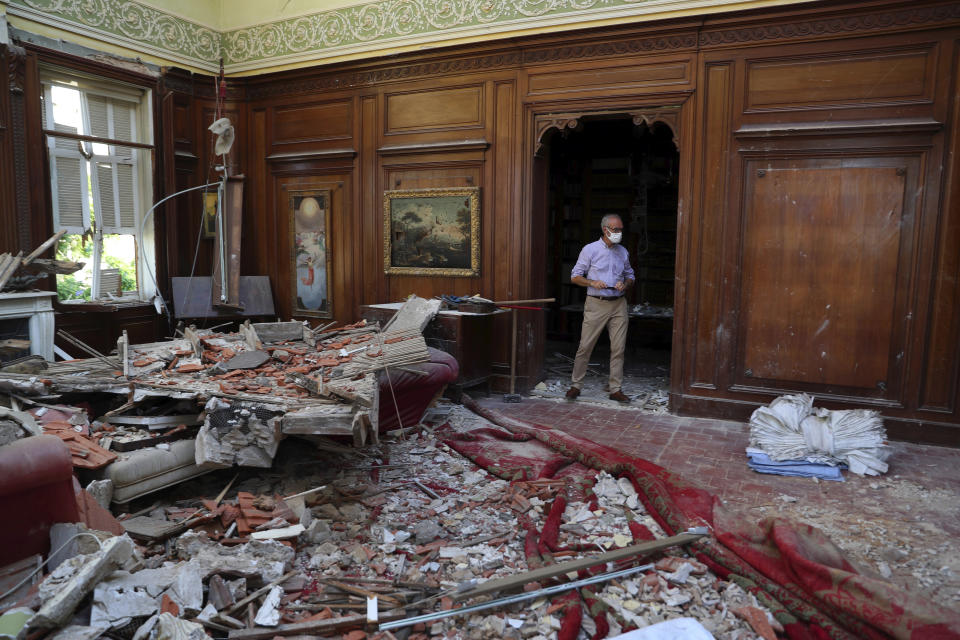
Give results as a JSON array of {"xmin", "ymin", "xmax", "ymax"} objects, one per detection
[{"xmin": 473, "ymin": 394, "xmax": 960, "ymax": 608}]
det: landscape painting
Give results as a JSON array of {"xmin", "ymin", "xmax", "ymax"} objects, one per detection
[
  {"xmin": 383, "ymin": 187, "xmax": 480, "ymax": 277},
  {"xmin": 289, "ymin": 189, "xmax": 333, "ymax": 318}
]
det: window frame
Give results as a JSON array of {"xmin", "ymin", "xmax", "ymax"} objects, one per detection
[{"xmin": 39, "ymin": 64, "xmax": 157, "ymax": 303}]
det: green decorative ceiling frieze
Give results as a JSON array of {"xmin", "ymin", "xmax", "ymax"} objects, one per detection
[
  {"xmin": 221, "ymin": 0, "xmax": 636, "ymax": 67},
  {"xmin": 8, "ymin": 0, "xmax": 690, "ymax": 71},
  {"xmin": 9, "ymin": 0, "xmax": 221, "ymax": 67}
]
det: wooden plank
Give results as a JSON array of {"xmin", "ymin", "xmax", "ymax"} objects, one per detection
[
  {"xmin": 22, "ymin": 229, "xmax": 67, "ymax": 265},
  {"xmin": 226, "ymin": 570, "xmax": 299, "ymax": 617},
  {"xmin": 451, "ymin": 531, "xmax": 704, "ymax": 601},
  {"xmin": 227, "ymin": 610, "xmax": 406, "ymax": 640},
  {"xmin": 0, "ymin": 251, "xmax": 23, "ymax": 290}
]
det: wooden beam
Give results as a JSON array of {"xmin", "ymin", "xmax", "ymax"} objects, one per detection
[
  {"xmin": 226, "ymin": 610, "xmax": 406, "ymax": 640},
  {"xmin": 450, "ymin": 531, "xmax": 705, "ymax": 601}
]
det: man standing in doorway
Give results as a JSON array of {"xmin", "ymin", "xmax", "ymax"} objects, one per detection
[{"xmin": 567, "ymin": 214, "xmax": 635, "ymax": 403}]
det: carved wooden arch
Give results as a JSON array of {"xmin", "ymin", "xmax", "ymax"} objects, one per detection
[
  {"xmin": 630, "ymin": 107, "xmax": 681, "ymax": 149},
  {"xmin": 534, "ymin": 114, "xmax": 582, "ymax": 156},
  {"xmin": 533, "ymin": 107, "xmax": 680, "ymax": 156}
]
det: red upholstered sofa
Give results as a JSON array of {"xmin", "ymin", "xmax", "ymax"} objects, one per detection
[
  {"xmin": 377, "ymin": 347, "xmax": 459, "ymax": 432},
  {"xmin": 0, "ymin": 435, "xmax": 79, "ymax": 566}
]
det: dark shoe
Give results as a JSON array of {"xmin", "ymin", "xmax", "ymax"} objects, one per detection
[
  {"xmin": 565, "ymin": 387, "xmax": 581, "ymax": 401},
  {"xmin": 609, "ymin": 391, "xmax": 630, "ymax": 403}
]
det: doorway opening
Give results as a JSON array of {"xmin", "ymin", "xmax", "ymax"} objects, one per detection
[{"xmin": 541, "ymin": 115, "xmax": 679, "ymax": 407}]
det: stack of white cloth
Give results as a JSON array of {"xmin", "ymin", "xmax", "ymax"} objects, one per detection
[{"xmin": 748, "ymin": 393, "xmax": 891, "ymax": 476}]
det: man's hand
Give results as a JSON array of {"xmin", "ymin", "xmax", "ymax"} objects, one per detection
[
  {"xmin": 614, "ymin": 279, "xmax": 634, "ymax": 292},
  {"xmin": 591, "ymin": 280, "xmax": 608, "ymax": 290}
]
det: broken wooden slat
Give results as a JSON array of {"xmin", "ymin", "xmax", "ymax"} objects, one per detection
[
  {"xmin": 0, "ymin": 251, "xmax": 24, "ymax": 291},
  {"xmin": 226, "ymin": 610, "xmax": 406, "ymax": 640},
  {"xmin": 226, "ymin": 570, "xmax": 298, "ymax": 617},
  {"xmin": 22, "ymin": 258, "xmax": 84, "ymax": 274},
  {"xmin": 324, "ymin": 579, "xmax": 402, "ymax": 607},
  {"xmin": 450, "ymin": 531, "xmax": 705, "ymax": 602},
  {"xmin": 22, "ymin": 229, "xmax": 67, "ymax": 266}
]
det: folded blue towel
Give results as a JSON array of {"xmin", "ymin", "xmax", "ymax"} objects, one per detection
[{"xmin": 746, "ymin": 449, "xmax": 846, "ymax": 482}]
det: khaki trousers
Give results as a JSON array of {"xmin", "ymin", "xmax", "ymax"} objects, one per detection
[{"xmin": 571, "ymin": 296, "xmax": 628, "ymax": 392}]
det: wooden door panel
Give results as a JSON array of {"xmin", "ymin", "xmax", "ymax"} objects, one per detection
[{"xmin": 738, "ymin": 159, "xmax": 911, "ymax": 391}]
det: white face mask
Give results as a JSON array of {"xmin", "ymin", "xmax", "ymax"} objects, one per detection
[{"xmin": 607, "ymin": 230, "xmax": 622, "ymax": 244}]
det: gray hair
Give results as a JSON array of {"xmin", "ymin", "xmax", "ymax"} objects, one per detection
[{"xmin": 600, "ymin": 214, "xmax": 622, "ymax": 229}]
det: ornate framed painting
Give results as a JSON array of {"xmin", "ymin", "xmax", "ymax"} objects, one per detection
[
  {"xmin": 289, "ymin": 188, "xmax": 333, "ymax": 318},
  {"xmin": 383, "ymin": 187, "xmax": 480, "ymax": 277}
]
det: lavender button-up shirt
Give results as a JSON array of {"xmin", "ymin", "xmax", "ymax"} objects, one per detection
[{"xmin": 571, "ymin": 238, "xmax": 635, "ymax": 298}]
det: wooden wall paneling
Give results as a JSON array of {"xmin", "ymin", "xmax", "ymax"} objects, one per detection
[
  {"xmin": 685, "ymin": 60, "xmax": 733, "ymax": 393},
  {"xmin": 0, "ymin": 46, "xmax": 16, "ymax": 254},
  {"xmin": 525, "ymin": 53, "xmax": 693, "ymax": 99},
  {"xmin": 157, "ymin": 89, "xmax": 176, "ymax": 297},
  {"xmin": 734, "ymin": 155, "xmax": 919, "ymax": 400},
  {"xmin": 159, "ymin": 80, "xmax": 202, "ymax": 298},
  {"xmin": 54, "ymin": 305, "xmax": 159, "ymax": 356},
  {"xmin": 381, "ymin": 80, "xmax": 486, "ymax": 147},
  {"xmin": 22, "ymin": 50, "xmax": 49, "ymax": 252},
  {"xmin": 247, "ymin": 108, "xmax": 269, "ymax": 290},
  {"xmin": 713, "ymin": 55, "xmax": 750, "ymax": 398},
  {"xmin": 895, "ymin": 43, "xmax": 953, "ymax": 428},
  {"xmin": 667, "ymin": 89, "xmax": 700, "ymax": 403},
  {"xmin": 349, "ymin": 96, "xmax": 365, "ymax": 319},
  {"xmin": 488, "ymin": 80, "xmax": 517, "ymax": 386},
  {"xmin": 271, "ymin": 99, "xmax": 352, "ymax": 155},
  {"xmin": 735, "ymin": 32, "xmax": 946, "ymax": 128},
  {"xmin": 360, "ymin": 95, "xmax": 381, "ymax": 309},
  {"xmin": 919, "ymin": 39, "xmax": 960, "ymax": 415},
  {"xmin": 380, "ymin": 160, "xmax": 484, "ymax": 302},
  {"xmin": 744, "ymin": 47, "xmax": 934, "ymax": 112},
  {"xmin": 272, "ymin": 173, "xmax": 351, "ymax": 324}
]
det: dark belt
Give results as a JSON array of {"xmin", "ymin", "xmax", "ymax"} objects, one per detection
[{"xmin": 588, "ymin": 295, "xmax": 622, "ymax": 301}]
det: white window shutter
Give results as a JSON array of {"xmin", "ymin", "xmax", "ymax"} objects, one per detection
[
  {"xmin": 51, "ymin": 154, "xmax": 89, "ymax": 233},
  {"xmin": 86, "ymin": 94, "xmax": 109, "ymax": 139},
  {"xmin": 116, "ymin": 162, "xmax": 137, "ymax": 230}
]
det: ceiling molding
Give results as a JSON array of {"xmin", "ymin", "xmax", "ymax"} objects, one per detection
[{"xmin": 9, "ymin": 0, "xmax": 960, "ymax": 76}]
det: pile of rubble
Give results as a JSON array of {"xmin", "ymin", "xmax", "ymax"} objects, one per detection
[
  {"xmin": 0, "ymin": 297, "xmax": 439, "ymax": 515},
  {"xmin": 0, "ymin": 401, "xmax": 780, "ymax": 640}
]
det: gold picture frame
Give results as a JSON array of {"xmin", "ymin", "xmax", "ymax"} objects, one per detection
[
  {"xmin": 383, "ymin": 187, "xmax": 480, "ymax": 277},
  {"xmin": 290, "ymin": 188, "xmax": 333, "ymax": 318},
  {"xmin": 201, "ymin": 191, "xmax": 218, "ymax": 239}
]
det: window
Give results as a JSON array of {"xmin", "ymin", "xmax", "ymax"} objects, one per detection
[{"xmin": 41, "ymin": 68, "xmax": 155, "ymax": 302}]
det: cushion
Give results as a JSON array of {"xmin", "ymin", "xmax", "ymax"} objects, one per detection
[{"xmin": 106, "ymin": 438, "xmax": 216, "ymax": 504}]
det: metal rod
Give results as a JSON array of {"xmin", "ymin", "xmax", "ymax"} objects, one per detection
[
  {"xmin": 217, "ymin": 179, "xmax": 228, "ymax": 302},
  {"xmin": 492, "ymin": 298, "xmax": 556, "ymax": 306},
  {"xmin": 379, "ymin": 562, "xmax": 654, "ymax": 631}
]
